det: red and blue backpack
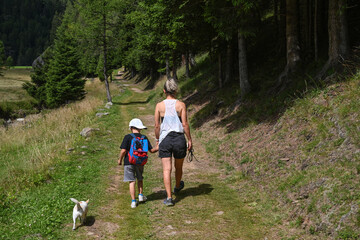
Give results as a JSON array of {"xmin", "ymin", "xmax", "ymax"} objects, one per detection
[{"xmin": 128, "ymin": 133, "xmax": 148, "ymax": 165}]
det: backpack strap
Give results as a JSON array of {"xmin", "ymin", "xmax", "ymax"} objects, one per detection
[{"xmin": 130, "ymin": 133, "xmax": 136, "ymax": 139}]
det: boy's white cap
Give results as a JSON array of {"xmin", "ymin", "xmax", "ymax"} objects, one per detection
[{"xmin": 129, "ymin": 118, "xmax": 147, "ymax": 130}]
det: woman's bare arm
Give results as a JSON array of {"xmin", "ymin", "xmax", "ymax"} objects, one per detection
[
  {"xmin": 179, "ymin": 101, "xmax": 192, "ymax": 150},
  {"xmin": 154, "ymin": 103, "xmax": 161, "ymax": 142}
]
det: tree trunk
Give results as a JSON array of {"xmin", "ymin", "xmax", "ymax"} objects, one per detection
[
  {"xmin": 218, "ymin": 53, "xmax": 222, "ymax": 89},
  {"xmin": 225, "ymin": 43, "xmax": 232, "ymax": 84},
  {"xmin": 189, "ymin": 52, "xmax": 196, "ymax": 67},
  {"xmin": 279, "ymin": 0, "xmax": 286, "ymax": 54},
  {"xmin": 172, "ymin": 52, "xmax": 177, "ymax": 81},
  {"xmin": 328, "ymin": 0, "xmax": 349, "ymax": 62},
  {"xmin": 314, "ymin": 0, "xmax": 318, "ymax": 60},
  {"xmin": 165, "ymin": 56, "xmax": 171, "ymax": 79},
  {"xmin": 286, "ymin": 0, "xmax": 301, "ymax": 72},
  {"xmin": 131, "ymin": 67, "xmax": 135, "ymax": 78},
  {"xmin": 185, "ymin": 51, "xmax": 190, "ymax": 78},
  {"xmin": 317, "ymin": 0, "xmax": 349, "ymax": 79},
  {"xmin": 103, "ymin": 13, "xmax": 112, "ymax": 103},
  {"xmin": 238, "ymin": 31, "xmax": 250, "ymax": 96},
  {"xmin": 276, "ymin": 0, "xmax": 301, "ymax": 88},
  {"xmin": 274, "ymin": 0, "xmax": 279, "ymax": 38}
]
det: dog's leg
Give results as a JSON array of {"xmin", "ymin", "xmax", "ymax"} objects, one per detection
[
  {"xmin": 72, "ymin": 216, "xmax": 76, "ymax": 230},
  {"xmin": 82, "ymin": 209, "xmax": 88, "ymax": 225}
]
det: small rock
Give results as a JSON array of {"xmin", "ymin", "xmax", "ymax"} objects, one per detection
[
  {"xmin": 167, "ymin": 231, "xmax": 177, "ymax": 236},
  {"xmin": 215, "ymin": 211, "xmax": 224, "ymax": 215},
  {"xmin": 81, "ymin": 151, "xmax": 86, "ymax": 155},
  {"xmin": 80, "ymin": 127, "xmax": 95, "ymax": 137},
  {"xmin": 87, "ymin": 232, "xmax": 94, "ymax": 236},
  {"xmin": 81, "ymin": 146, "xmax": 88, "ymax": 149},
  {"xmin": 78, "ymin": 166, "xmax": 82, "ymax": 169},
  {"xmin": 185, "ymin": 220, "xmax": 192, "ymax": 224},
  {"xmin": 96, "ymin": 112, "xmax": 110, "ymax": 117},
  {"xmin": 166, "ymin": 225, "xmax": 174, "ymax": 230},
  {"xmin": 105, "ymin": 102, "xmax": 113, "ymax": 109},
  {"xmin": 66, "ymin": 148, "xmax": 75, "ymax": 154},
  {"xmin": 280, "ymin": 158, "xmax": 290, "ymax": 161},
  {"xmin": 16, "ymin": 118, "xmax": 25, "ymax": 122}
]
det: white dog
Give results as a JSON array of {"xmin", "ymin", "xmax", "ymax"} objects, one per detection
[{"xmin": 70, "ymin": 198, "xmax": 89, "ymax": 230}]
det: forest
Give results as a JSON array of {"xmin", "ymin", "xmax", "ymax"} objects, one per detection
[{"xmin": 0, "ymin": 0, "xmax": 359, "ymax": 109}]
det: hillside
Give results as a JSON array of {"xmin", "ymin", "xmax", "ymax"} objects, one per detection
[{"xmin": 180, "ymin": 61, "xmax": 360, "ymax": 238}]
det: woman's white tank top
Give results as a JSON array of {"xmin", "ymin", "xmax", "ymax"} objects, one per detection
[{"xmin": 159, "ymin": 99, "xmax": 184, "ymax": 144}]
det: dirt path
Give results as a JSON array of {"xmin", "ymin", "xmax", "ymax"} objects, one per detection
[{"xmin": 74, "ymin": 78, "xmax": 265, "ymax": 239}]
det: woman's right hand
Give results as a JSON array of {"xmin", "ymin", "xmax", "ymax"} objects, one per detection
[{"xmin": 187, "ymin": 140, "xmax": 192, "ymax": 151}]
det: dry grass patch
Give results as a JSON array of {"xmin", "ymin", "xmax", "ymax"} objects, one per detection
[{"xmin": 0, "ymin": 79, "xmax": 106, "ymax": 191}]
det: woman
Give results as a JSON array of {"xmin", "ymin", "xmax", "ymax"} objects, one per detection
[{"xmin": 155, "ymin": 78, "xmax": 192, "ymax": 206}]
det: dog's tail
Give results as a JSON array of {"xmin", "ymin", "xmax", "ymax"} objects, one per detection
[{"xmin": 70, "ymin": 198, "xmax": 79, "ymax": 204}]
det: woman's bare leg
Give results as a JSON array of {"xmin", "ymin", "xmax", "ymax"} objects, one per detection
[
  {"xmin": 174, "ymin": 158, "xmax": 184, "ymax": 188},
  {"xmin": 162, "ymin": 157, "xmax": 172, "ymax": 198}
]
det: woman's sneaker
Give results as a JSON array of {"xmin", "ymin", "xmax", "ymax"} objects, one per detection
[
  {"xmin": 163, "ymin": 198, "xmax": 175, "ymax": 206},
  {"xmin": 174, "ymin": 181, "xmax": 184, "ymax": 193},
  {"xmin": 131, "ymin": 200, "xmax": 137, "ymax": 208},
  {"xmin": 138, "ymin": 194, "xmax": 147, "ymax": 202}
]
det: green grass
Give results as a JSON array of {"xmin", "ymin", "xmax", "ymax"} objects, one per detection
[
  {"xmin": 12, "ymin": 66, "xmax": 32, "ymax": 69},
  {"xmin": 0, "ymin": 68, "xmax": 35, "ymax": 118},
  {"xmin": 0, "ymin": 73, "xmax": 266, "ymax": 239}
]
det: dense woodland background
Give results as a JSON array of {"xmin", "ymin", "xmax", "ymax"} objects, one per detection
[{"xmin": 0, "ymin": 0, "xmax": 360, "ymax": 107}]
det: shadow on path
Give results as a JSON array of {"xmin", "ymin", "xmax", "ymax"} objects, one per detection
[
  {"xmin": 145, "ymin": 184, "xmax": 214, "ymax": 203},
  {"xmin": 74, "ymin": 216, "xmax": 96, "ymax": 230},
  {"xmin": 146, "ymin": 190, "xmax": 167, "ymax": 202},
  {"xmin": 112, "ymin": 92, "xmax": 156, "ymax": 106},
  {"xmin": 84, "ymin": 216, "xmax": 96, "ymax": 227},
  {"xmin": 175, "ymin": 184, "xmax": 214, "ymax": 203}
]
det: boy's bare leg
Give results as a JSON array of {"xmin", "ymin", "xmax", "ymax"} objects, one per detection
[
  {"xmin": 162, "ymin": 157, "xmax": 172, "ymax": 198},
  {"xmin": 138, "ymin": 180, "xmax": 143, "ymax": 195},
  {"xmin": 174, "ymin": 158, "xmax": 184, "ymax": 188},
  {"xmin": 129, "ymin": 181, "xmax": 136, "ymax": 200}
]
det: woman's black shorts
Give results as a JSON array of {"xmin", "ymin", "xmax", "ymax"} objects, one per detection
[{"xmin": 159, "ymin": 132, "xmax": 187, "ymax": 159}]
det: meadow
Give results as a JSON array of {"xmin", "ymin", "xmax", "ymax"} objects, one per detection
[{"xmin": 0, "ymin": 68, "xmax": 32, "ymax": 102}]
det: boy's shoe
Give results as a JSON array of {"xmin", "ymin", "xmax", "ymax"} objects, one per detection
[
  {"xmin": 163, "ymin": 198, "xmax": 175, "ymax": 206},
  {"xmin": 174, "ymin": 181, "xmax": 184, "ymax": 193},
  {"xmin": 131, "ymin": 200, "xmax": 137, "ymax": 208},
  {"xmin": 138, "ymin": 194, "xmax": 147, "ymax": 202}
]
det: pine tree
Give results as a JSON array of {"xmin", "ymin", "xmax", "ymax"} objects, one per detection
[
  {"xmin": 0, "ymin": 41, "xmax": 5, "ymax": 76},
  {"xmin": 45, "ymin": 2, "xmax": 85, "ymax": 108},
  {"xmin": 23, "ymin": 47, "xmax": 53, "ymax": 108}
]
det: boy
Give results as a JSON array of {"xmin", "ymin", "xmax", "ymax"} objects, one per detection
[{"xmin": 118, "ymin": 118, "xmax": 158, "ymax": 208}]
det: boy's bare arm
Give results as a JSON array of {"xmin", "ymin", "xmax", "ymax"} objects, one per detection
[
  {"xmin": 118, "ymin": 149, "xmax": 127, "ymax": 165},
  {"xmin": 149, "ymin": 142, "xmax": 159, "ymax": 153}
]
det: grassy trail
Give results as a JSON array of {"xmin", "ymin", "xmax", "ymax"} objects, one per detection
[{"xmin": 70, "ymin": 78, "xmax": 266, "ymax": 239}]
